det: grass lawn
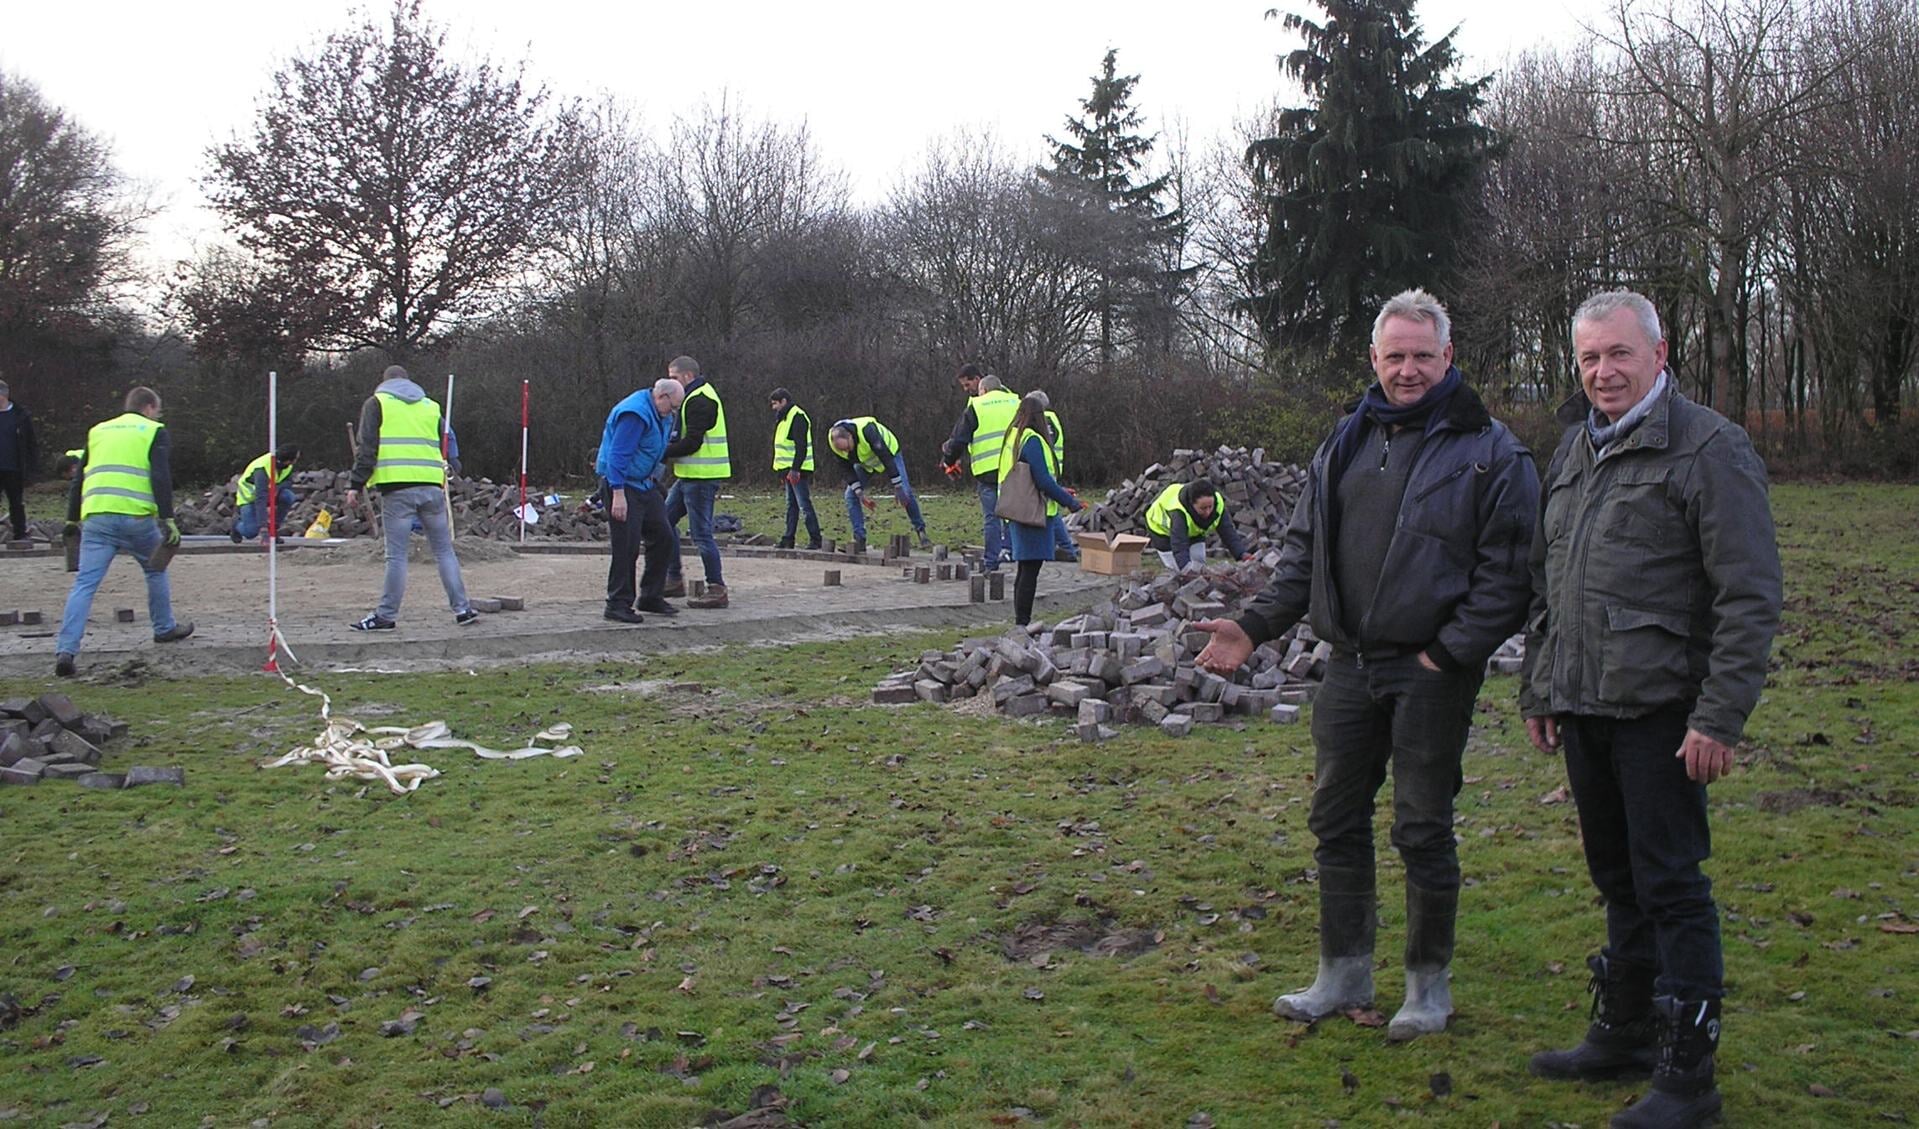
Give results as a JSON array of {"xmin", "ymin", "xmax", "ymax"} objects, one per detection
[{"xmin": 1, "ymin": 484, "xmax": 1914, "ymax": 1127}]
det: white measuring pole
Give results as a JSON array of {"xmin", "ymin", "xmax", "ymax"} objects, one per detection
[
  {"xmin": 519, "ymin": 379, "xmax": 530, "ymax": 543},
  {"xmin": 442, "ymin": 372, "xmax": 457, "ymax": 537},
  {"xmin": 265, "ymin": 370, "xmax": 281, "ymax": 670}
]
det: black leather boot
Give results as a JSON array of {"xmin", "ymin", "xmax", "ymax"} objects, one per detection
[
  {"xmin": 1530, "ymin": 954, "xmax": 1659, "ymax": 1081},
  {"xmin": 1611, "ymin": 996, "xmax": 1722, "ymax": 1128}
]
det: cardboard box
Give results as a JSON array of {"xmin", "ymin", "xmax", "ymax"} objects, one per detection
[{"xmin": 1075, "ymin": 532, "xmax": 1150, "ymax": 576}]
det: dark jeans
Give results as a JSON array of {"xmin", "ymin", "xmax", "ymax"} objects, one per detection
[
  {"xmin": 606, "ymin": 482, "xmax": 673, "ymax": 611},
  {"xmin": 1561, "ymin": 705, "xmax": 1723, "ymax": 1000},
  {"xmin": 235, "ymin": 486, "xmax": 296, "ymax": 539},
  {"xmin": 1307, "ymin": 653, "xmax": 1483, "ymax": 892},
  {"xmin": 0, "ymin": 469, "xmax": 24, "ymax": 539},
  {"xmin": 783, "ymin": 473, "xmax": 822, "ymax": 545},
  {"xmin": 665, "ymin": 478, "xmax": 723, "ymax": 585}
]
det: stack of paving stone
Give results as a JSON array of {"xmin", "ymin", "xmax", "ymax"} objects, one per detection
[
  {"xmin": 172, "ymin": 469, "xmax": 613, "ymax": 542},
  {"xmin": 871, "ymin": 559, "xmax": 1328, "ymax": 740},
  {"xmin": 1067, "ymin": 445, "xmax": 1310, "ymax": 548},
  {"xmin": 0, "ymin": 694, "xmax": 182, "ymax": 789}
]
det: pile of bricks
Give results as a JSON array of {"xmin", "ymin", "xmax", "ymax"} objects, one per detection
[
  {"xmin": 172, "ymin": 469, "xmax": 605, "ymax": 542},
  {"xmin": 0, "ymin": 694, "xmax": 183, "ymax": 789},
  {"xmin": 871, "ymin": 559, "xmax": 1327, "ymax": 740},
  {"xmin": 1068, "ymin": 445, "xmax": 1309, "ymax": 548}
]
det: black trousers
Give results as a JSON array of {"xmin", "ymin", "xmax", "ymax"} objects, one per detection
[
  {"xmin": 1307, "ymin": 653, "xmax": 1483, "ymax": 893},
  {"xmin": 606, "ymin": 482, "xmax": 672, "ymax": 611},
  {"xmin": 0, "ymin": 470, "xmax": 24, "ymax": 540},
  {"xmin": 1561, "ymin": 704, "xmax": 1723, "ymax": 1000},
  {"xmin": 1013, "ymin": 559, "xmax": 1043, "ymax": 625}
]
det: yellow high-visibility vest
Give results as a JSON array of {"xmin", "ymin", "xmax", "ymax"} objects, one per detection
[
  {"xmin": 996, "ymin": 426, "xmax": 1063, "ymax": 518},
  {"xmin": 1145, "ymin": 482, "xmax": 1226, "ymax": 537},
  {"xmin": 1044, "ymin": 410, "xmax": 1065, "ymax": 474},
  {"xmin": 838, "ymin": 417, "xmax": 899, "ymax": 474},
  {"xmin": 234, "ymin": 452, "xmax": 294, "ymax": 506},
  {"xmin": 771, "ymin": 404, "xmax": 814, "ymax": 473},
  {"xmin": 80, "ymin": 413, "xmax": 162, "ymax": 519},
  {"xmin": 966, "ymin": 389, "xmax": 1020, "ymax": 474},
  {"xmin": 676, "ymin": 383, "xmax": 731, "ymax": 479},
  {"xmin": 366, "ymin": 394, "xmax": 447, "ymax": 488}
]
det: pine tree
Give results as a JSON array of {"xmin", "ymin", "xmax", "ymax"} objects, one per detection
[
  {"xmin": 1040, "ymin": 49, "xmax": 1187, "ymax": 368},
  {"xmin": 1244, "ymin": 0, "xmax": 1498, "ymax": 364}
]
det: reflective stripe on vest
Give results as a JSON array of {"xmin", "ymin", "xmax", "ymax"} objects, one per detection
[
  {"xmin": 967, "ymin": 389, "xmax": 1020, "ymax": 474},
  {"xmin": 772, "ymin": 404, "xmax": 814, "ymax": 472},
  {"xmin": 840, "ymin": 417, "xmax": 897, "ymax": 472},
  {"xmin": 1145, "ymin": 482, "xmax": 1225, "ymax": 537},
  {"xmin": 676, "ymin": 383, "xmax": 731, "ymax": 478},
  {"xmin": 81, "ymin": 413, "xmax": 162, "ymax": 518},
  {"xmin": 367, "ymin": 394, "xmax": 447, "ymax": 488},
  {"xmin": 234, "ymin": 452, "xmax": 293, "ymax": 506},
  {"xmin": 995, "ymin": 426, "xmax": 1063, "ymax": 518}
]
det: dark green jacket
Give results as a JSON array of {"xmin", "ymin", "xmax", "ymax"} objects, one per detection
[{"xmin": 1520, "ymin": 383, "xmax": 1783, "ymax": 745}]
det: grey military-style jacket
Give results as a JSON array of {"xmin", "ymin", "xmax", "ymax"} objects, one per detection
[{"xmin": 1520, "ymin": 382, "xmax": 1783, "ymax": 745}]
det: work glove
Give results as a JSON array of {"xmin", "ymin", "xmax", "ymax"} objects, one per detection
[
  {"xmin": 163, "ymin": 519, "xmax": 182, "ymax": 546},
  {"xmin": 783, "ymin": 470, "xmax": 802, "ymax": 487},
  {"xmin": 941, "ymin": 460, "xmax": 963, "ymax": 480}
]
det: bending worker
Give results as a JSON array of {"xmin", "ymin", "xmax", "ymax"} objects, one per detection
[
  {"xmin": 1144, "ymin": 479, "xmax": 1249, "ymax": 570},
  {"xmin": 940, "ymin": 365, "xmax": 1019, "ymax": 572},
  {"xmin": 230, "ymin": 446, "xmax": 300, "ymax": 543},
  {"xmin": 827, "ymin": 416, "xmax": 931, "ymax": 554}
]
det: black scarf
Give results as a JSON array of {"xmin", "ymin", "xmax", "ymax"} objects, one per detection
[{"xmin": 1326, "ymin": 366, "xmax": 1463, "ymax": 488}]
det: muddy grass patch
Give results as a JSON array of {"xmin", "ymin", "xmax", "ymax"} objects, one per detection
[
  {"xmin": 1754, "ymin": 787, "xmax": 1852, "ymax": 814},
  {"xmin": 995, "ymin": 916, "xmax": 1163, "ymax": 963}
]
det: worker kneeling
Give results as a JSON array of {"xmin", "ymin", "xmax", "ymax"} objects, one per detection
[
  {"xmin": 1144, "ymin": 480, "xmax": 1249, "ymax": 571},
  {"xmin": 230, "ymin": 446, "xmax": 299, "ymax": 543}
]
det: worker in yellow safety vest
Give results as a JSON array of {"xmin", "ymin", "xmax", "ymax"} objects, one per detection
[
  {"xmin": 55, "ymin": 386, "xmax": 194, "ymax": 677},
  {"xmin": 828, "ymin": 415, "xmax": 930, "ymax": 555},
  {"xmin": 1040, "ymin": 405, "xmax": 1080, "ymax": 562},
  {"xmin": 768, "ymin": 387, "xmax": 821, "ymax": 550},
  {"xmin": 661, "ymin": 355, "xmax": 732, "ymax": 608},
  {"xmin": 230, "ymin": 446, "xmax": 301, "ymax": 543},
  {"xmin": 940, "ymin": 364, "xmax": 1021, "ymax": 570},
  {"xmin": 1144, "ymin": 480, "xmax": 1251, "ymax": 571},
  {"xmin": 343, "ymin": 364, "xmax": 476, "ymax": 631}
]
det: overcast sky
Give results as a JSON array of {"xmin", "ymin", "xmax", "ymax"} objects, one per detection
[{"xmin": 4, "ymin": 0, "xmax": 1610, "ymax": 272}]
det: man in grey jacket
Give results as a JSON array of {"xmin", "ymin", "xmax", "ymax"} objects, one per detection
[
  {"xmin": 1195, "ymin": 289, "xmax": 1539, "ymax": 1042},
  {"xmin": 1521, "ymin": 291, "xmax": 1781, "ymax": 1129}
]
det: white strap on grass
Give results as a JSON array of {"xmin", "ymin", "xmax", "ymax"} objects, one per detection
[{"xmin": 261, "ymin": 671, "xmax": 583, "ymax": 795}]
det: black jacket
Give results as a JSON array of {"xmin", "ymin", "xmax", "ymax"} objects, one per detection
[{"xmin": 1235, "ymin": 384, "xmax": 1540, "ymax": 671}]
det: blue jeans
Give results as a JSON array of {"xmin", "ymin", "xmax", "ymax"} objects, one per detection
[
  {"xmin": 1561, "ymin": 704, "xmax": 1722, "ymax": 1000},
  {"xmin": 783, "ymin": 474, "xmax": 822, "ymax": 545},
  {"xmin": 57, "ymin": 513, "xmax": 178, "ymax": 655},
  {"xmin": 1047, "ymin": 513, "xmax": 1077, "ymax": 558},
  {"xmin": 235, "ymin": 486, "xmax": 296, "ymax": 539},
  {"xmin": 975, "ymin": 478, "xmax": 1006, "ymax": 569},
  {"xmin": 375, "ymin": 485, "xmax": 470, "ymax": 620},
  {"xmin": 843, "ymin": 458, "xmax": 925, "ymax": 541},
  {"xmin": 665, "ymin": 479, "xmax": 723, "ymax": 585},
  {"xmin": 1307, "ymin": 653, "xmax": 1484, "ymax": 893}
]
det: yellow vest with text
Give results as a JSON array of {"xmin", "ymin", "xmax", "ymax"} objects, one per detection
[
  {"xmin": 996, "ymin": 426, "xmax": 1063, "ymax": 518},
  {"xmin": 676, "ymin": 383, "xmax": 731, "ymax": 479},
  {"xmin": 1145, "ymin": 483, "xmax": 1225, "ymax": 537},
  {"xmin": 81, "ymin": 413, "xmax": 163, "ymax": 519},
  {"xmin": 771, "ymin": 404, "xmax": 814, "ymax": 473},
  {"xmin": 367, "ymin": 394, "xmax": 447, "ymax": 488},
  {"xmin": 235, "ymin": 452, "xmax": 294, "ymax": 506},
  {"xmin": 967, "ymin": 389, "xmax": 1020, "ymax": 474}
]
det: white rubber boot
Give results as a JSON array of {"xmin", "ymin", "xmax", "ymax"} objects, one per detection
[
  {"xmin": 1273, "ymin": 955, "xmax": 1376, "ymax": 1021},
  {"xmin": 1388, "ymin": 966, "xmax": 1454, "ymax": 1040}
]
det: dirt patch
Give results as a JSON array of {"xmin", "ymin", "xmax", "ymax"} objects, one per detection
[
  {"xmin": 1755, "ymin": 788, "xmax": 1851, "ymax": 814},
  {"xmin": 997, "ymin": 916, "xmax": 1162, "ymax": 962},
  {"xmin": 288, "ymin": 537, "xmax": 521, "ymax": 566}
]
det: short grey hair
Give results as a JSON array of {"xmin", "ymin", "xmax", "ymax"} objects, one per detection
[
  {"xmin": 668, "ymin": 355, "xmax": 699, "ymax": 378},
  {"xmin": 653, "ymin": 377, "xmax": 684, "ymax": 402},
  {"xmin": 979, "ymin": 375, "xmax": 1003, "ymax": 392},
  {"xmin": 1575, "ymin": 290, "xmax": 1663, "ymax": 345},
  {"xmin": 1373, "ymin": 288, "xmax": 1451, "ymax": 347}
]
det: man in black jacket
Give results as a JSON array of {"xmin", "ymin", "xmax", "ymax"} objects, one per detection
[
  {"xmin": 0, "ymin": 377, "xmax": 38, "ymax": 541},
  {"xmin": 1195, "ymin": 289, "xmax": 1540, "ymax": 1042}
]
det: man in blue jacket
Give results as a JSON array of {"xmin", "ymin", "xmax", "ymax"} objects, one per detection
[
  {"xmin": 1194, "ymin": 289, "xmax": 1540, "ymax": 1043},
  {"xmin": 598, "ymin": 378, "xmax": 685, "ymax": 623}
]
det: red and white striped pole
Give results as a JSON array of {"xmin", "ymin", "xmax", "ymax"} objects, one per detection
[
  {"xmin": 263, "ymin": 370, "xmax": 297, "ymax": 672},
  {"xmin": 519, "ymin": 379, "xmax": 530, "ymax": 543}
]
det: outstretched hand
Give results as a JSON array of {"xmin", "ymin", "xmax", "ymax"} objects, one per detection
[{"xmin": 1193, "ymin": 618, "xmax": 1254, "ymax": 675}]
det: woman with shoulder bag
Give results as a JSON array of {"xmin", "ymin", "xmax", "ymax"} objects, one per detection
[{"xmin": 995, "ymin": 392, "xmax": 1083, "ymax": 626}]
